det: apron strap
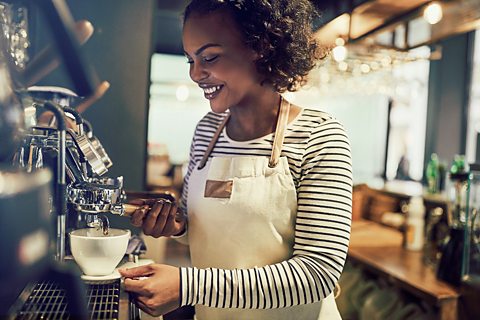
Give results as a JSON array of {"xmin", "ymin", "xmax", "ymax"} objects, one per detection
[
  {"xmin": 269, "ymin": 97, "xmax": 290, "ymax": 168},
  {"xmin": 197, "ymin": 97, "xmax": 291, "ymax": 170},
  {"xmin": 198, "ymin": 113, "xmax": 230, "ymax": 170}
]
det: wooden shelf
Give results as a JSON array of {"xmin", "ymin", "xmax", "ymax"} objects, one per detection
[{"xmin": 348, "ymin": 220, "xmax": 460, "ymax": 320}]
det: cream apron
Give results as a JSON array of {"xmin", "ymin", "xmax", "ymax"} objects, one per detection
[{"xmin": 187, "ymin": 100, "xmax": 340, "ymax": 320}]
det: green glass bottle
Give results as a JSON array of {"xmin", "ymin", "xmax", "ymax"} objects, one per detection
[
  {"xmin": 450, "ymin": 154, "xmax": 467, "ymax": 175},
  {"xmin": 426, "ymin": 153, "xmax": 439, "ymax": 193}
]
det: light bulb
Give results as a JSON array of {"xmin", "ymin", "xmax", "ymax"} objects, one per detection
[
  {"xmin": 423, "ymin": 2, "xmax": 443, "ymax": 25},
  {"xmin": 360, "ymin": 64, "xmax": 371, "ymax": 73},
  {"xmin": 332, "ymin": 45, "xmax": 347, "ymax": 62},
  {"xmin": 335, "ymin": 37, "xmax": 345, "ymax": 46},
  {"xmin": 381, "ymin": 56, "xmax": 392, "ymax": 67}
]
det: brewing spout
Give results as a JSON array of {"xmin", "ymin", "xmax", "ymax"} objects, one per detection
[{"xmin": 86, "ymin": 213, "xmax": 110, "ymax": 235}]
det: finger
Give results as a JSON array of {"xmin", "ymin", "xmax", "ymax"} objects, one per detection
[
  {"xmin": 152, "ymin": 200, "xmax": 175, "ymax": 236},
  {"xmin": 175, "ymin": 208, "xmax": 187, "ymax": 223},
  {"xmin": 143, "ymin": 200, "xmax": 171, "ymax": 236},
  {"xmin": 123, "ymin": 278, "xmax": 152, "ymax": 297},
  {"xmin": 142, "ymin": 200, "xmax": 163, "ymax": 236},
  {"xmin": 159, "ymin": 203, "xmax": 180, "ymax": 236},
  {"xmin": 130, "ymin": 206, "xmax": 149, "ymax": 227},
  {"xmin": 153, "ymin": 219, "xmax": 174, "ymax": 237},
  {"xmin": 119, "ymin": 264, "xmax": 154, "ymax": 278},
  {"xmin": 171, "ymin": 207, "xmax": 187, "ymax": 236}
]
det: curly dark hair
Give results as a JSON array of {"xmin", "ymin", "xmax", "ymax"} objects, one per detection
[{"xmin": 183, "ymin": 0, "xmax": 324, "ymax": 92}]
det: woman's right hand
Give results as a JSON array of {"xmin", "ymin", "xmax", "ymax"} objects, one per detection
[{"xmin": 129, "ymin": 198, "xmax": 186, "ymax": 238}]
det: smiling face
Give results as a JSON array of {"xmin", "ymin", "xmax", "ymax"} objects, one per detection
[{"xmin": 182, "ymin": 10, "xmax": 263, "ymax": 113}]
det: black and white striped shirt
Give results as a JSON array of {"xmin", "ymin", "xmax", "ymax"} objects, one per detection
[{"xmin": 179, "ymin": 108, "xmax": 352, "ymax": 309}]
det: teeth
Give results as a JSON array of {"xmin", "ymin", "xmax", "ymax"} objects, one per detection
[{"xmin": 203, "ymin": 85, "xmax": 222, "ymax": 95}]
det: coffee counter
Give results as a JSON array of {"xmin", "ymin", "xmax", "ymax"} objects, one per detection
[{"xmin": 348, "ymin": 220, "xmax": 460, "ymax": 320}]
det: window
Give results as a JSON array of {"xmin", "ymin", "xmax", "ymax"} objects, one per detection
[
  {"xmin": 466, "ymin": 31, "xmax": 480, "ymax": 164},
  {"xmin": 147, "ymin": 53, "xmax": 210, "ymax": 187}
]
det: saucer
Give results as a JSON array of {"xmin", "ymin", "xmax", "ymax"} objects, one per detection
[
  {"xmin": 118, "ymin": 259, "xmax": 154, "ymax": 270},
  {"xmin": 80, "ymin": 259, "xmax": 154, "ymax": 282},
  {"xmin": 81, "ymin": 259, "xmax": 154, "ymax": 281},
  {"xmin": 81, "ymin": 269, "xmax": 121, "ymax": 282}
]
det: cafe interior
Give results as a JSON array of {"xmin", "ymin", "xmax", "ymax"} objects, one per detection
[{"xmin": 0, "ymin": 0, "xmax": 480, "ymax": 319}]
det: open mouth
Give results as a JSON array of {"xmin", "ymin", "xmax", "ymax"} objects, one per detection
[{"xmin": 201, "ymin": 85, "xmax": 224, "ymax": 100}]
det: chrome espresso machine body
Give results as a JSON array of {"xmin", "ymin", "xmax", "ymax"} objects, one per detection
[
  {"xmin": 15, "ymin": 87, "xmax": 131, "ymax": 260},
  {"xmin": 10, "ymin": 87, "xmax": 138, "ymax": 320},
  {"xmin": 0, "ymin": 1, "xmax": 140, "ymax": 318}
]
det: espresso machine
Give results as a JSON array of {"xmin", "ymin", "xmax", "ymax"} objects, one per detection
[
  {"xmin": 16, "ymin": 85, "xmax": 133, "ymax": 259},
  {"xmin": 0, "ymin": 1, "xmax": 141, "ymax": 318},
  {"xmin": 0, "ymin": 3, "xmax": 89, "ymax": 317},
  {"xmin": 10, "ymin": 86, "xmax": 140, "ymax": 320}
]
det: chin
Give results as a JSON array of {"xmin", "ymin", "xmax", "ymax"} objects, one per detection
[{"xmin": 209, "ymin": 101, "xmax": 229, "ymax": 114}]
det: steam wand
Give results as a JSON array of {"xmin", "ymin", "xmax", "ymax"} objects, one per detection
[{"xmin": 42, "ymin": 102, "xmax": 67, "ymax": 262}]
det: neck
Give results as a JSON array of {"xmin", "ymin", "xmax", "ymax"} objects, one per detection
[{"xmin": 227, "ymin": 89, "xmax": 281, "ymax": 141}]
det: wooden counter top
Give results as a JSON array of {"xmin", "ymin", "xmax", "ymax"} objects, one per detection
[{"xmin": 348, "ymin": 220, "xmax": 460, "ymax": 320}]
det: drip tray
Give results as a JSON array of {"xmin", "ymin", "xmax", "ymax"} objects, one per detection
[{"xmin": 16, "ymin": 280, "xmax": 121, "ymax": 320}]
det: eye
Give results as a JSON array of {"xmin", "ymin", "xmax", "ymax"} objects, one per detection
[
  {"xmin": 185, "ymin": 57, "xmax": 193, "ymax": 64},
  {"xmin": 203, "ymin": 55, "xmax": 218, "ymax": 63}
]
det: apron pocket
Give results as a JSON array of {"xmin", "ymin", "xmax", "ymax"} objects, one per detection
[{"xmin": 204, "ymin": 179, "xmax": 233, "ymax": 198}]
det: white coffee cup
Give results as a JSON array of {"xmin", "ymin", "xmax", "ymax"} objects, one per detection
[{"xmin": 70, "ymin": 228, "xmax": 130, "ymax": 276}]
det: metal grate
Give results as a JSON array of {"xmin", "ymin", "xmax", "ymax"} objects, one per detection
[
  {"xmin": 87, "ymin": 282, "xmax": 120, "ymax": 320},
  {"xmin": 16, "ymin": 280, "xmax": 120, "ymax": 320}
]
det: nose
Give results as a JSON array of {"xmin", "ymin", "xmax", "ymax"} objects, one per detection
[{"xmin": 189, "ymin": 62, "xmax": 208, "ymax": 83}]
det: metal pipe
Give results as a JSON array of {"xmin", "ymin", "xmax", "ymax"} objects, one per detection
[
  {"xmin": 43, "ymin": 102, "xmax": 67, "ymax": 262},
  {"xmin": 82, "ymin": 119, "xmax": 93, "ymax": 138},
  {"xmin": 62, "ymin": 107, "xmax": 83, "ymax": 133}
]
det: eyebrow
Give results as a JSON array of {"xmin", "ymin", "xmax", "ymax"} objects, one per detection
[{"xmin": 184, "ymin": 43, "xmax": 221, "ymax": 57}]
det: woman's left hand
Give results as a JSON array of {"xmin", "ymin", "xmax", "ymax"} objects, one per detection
[{"xmin": 119, "ymin": 264, "xmax": 180, "ymax": 317}]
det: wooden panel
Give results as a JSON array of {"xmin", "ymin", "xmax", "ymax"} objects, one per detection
[
  {"xmin": 354, "ymin": 0, "xmax": 429, "ymax": 16},
  {"xmin": 350, "ymin": 219, "xmax": 403, "ymax": 246},
  {"xmin": 350, "ymin": 0, "xmax": 430, "ymax": 38}
]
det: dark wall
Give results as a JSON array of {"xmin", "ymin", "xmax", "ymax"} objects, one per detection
[
  {"xmin": 33, "ymin": 0, "xmax": 155, "ymax": 190},
  {"xmin": 425, "ymin": 32, "xmax": 474, "ymax": 168},
  {"xmin": 154, "ymin": 10, "xmax": 184, "ymax": 54}
]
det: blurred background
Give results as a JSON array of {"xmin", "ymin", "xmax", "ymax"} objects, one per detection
[{"xmin": 3, "ymin": 0, "xmax": 480, "ymax": 319}]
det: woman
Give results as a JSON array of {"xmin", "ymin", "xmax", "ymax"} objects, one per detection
[{"xmin": 120, "ymin": 0, "xmax": 353, "ymax": 319}]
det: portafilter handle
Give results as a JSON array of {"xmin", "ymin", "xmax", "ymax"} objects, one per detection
[
  {"xmin": 84, "ymin": 203, "xmax": 141, "ymax": 216},
  {"xmin": 119, "ymin": 202, "xmax": 186, "ymax": 222},
  {"xmin": 121, "ymin": 203, "xmax": 141, "ymax": 217}
]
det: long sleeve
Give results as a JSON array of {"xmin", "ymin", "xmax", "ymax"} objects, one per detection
[{"xmin": 179, "ymin": 117, "xmax": 353, "ymax": 309}]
